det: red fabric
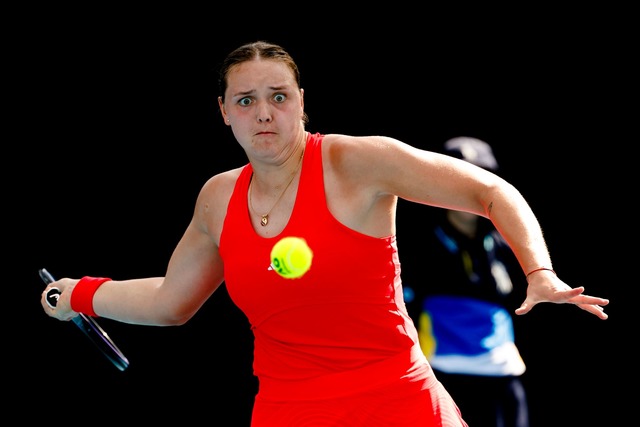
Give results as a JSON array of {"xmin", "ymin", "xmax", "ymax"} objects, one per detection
[
  {"xmin": 70, "ymin": 276, "xmax": 110, "ymax": 317},
  {"xmin": 219, "ymin": 133, "xmax": 468, "ymax": 426}
]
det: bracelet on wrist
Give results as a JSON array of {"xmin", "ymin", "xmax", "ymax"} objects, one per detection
[
  {"xmin": 525, "ymin": 267, "xmax": 556, "ymax": 280},
  {"xmin": 70, "ymin": 276, "xmax": 111, "ymax": 317}
]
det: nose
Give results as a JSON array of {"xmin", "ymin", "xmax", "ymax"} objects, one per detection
[
  {"xmin": 256, "ymin": 102, "xmax": 272, "ymax": 123},
  {"xmin": 257, "ymin": 113, "xmax": 272, "ymax": 123}
]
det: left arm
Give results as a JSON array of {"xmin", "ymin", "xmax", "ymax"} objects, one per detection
[{"xmin": 331, "ymin": 135, "xmax": 609, "ymax": 319}]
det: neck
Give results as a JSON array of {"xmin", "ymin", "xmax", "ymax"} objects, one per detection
[
  {"xmin": 251, "ymin": 132, "xmax": 307, "ymax": 190},
  {"xmin": 248, "ymin": 139, "xmax": 306, "ymax": 227}
]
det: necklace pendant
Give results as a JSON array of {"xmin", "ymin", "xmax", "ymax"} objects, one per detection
[{"xmin": 260, "ymin": 215, "xmax": 269, "ymax": 227}]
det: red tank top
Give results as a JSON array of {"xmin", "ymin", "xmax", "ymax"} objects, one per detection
[{"xmin": 219, "ymin": 133, "xmax": 424, "ymax": 399}]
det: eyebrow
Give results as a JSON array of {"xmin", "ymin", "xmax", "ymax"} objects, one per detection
[{"xmin": 232, "ymin": 84, "xmax": 291, "ymax": 97}]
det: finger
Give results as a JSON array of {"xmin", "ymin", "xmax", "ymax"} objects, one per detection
[
  {"xmin": 583, "ymin": 296, "xmax": 609, "ymax": 306},
  {"xmin": 514, "ymin": 306, "xmax": 529, "ymax": 316},
  {"xmin": 568, "ymin": 293, "xmax": 610, "ymax": 306},
  {"xmin": 576, "ymin": 303, "xmax": 609, "ymax": 320},
  {"xmin": 559, "ymin": 287, "xmax": 585, "ymax": 300},
  {"xmin": 515, "ymin": 299, "xmax": 534, "ymax": 316},
  {"xmin": 41, "ymin": 288, "xmax": 52, "ymax": 308}
]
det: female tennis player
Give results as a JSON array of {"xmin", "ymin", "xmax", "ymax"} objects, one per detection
[{"xmin": 41, "ymin": 41, "xmax": 609, "ymax": 426}]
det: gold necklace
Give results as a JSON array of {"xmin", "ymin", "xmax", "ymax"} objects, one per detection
[{"xmin": 249, "ymin": 149, "xmax": 304, "ymax": 227}]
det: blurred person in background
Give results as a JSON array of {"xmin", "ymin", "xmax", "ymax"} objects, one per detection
[{"xmin": 402, "ymin": 137, "xmax": 530, "ymax": 427}]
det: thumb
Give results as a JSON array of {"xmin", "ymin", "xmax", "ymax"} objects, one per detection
[{"xmin": 515, "ymin": 298, "xmax": 533, "ymax": 316}]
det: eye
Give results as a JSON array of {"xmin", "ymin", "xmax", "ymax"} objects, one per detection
[
  {"xmin": 238, "ymin": 97, "xmax": 252, "ymax": 106},
  {"xmin": 273, "ymin": 93, "xmax": 286, "ymax": 103}
]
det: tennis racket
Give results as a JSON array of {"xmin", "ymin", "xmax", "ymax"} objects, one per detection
[{"xmin": 40, "ymin": 268, "xmax": 130, "ymax": 371}]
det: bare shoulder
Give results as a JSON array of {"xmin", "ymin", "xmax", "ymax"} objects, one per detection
[
  {"xmin": 193, "ymin": 166, "xmax": 244, "ymax": 235},
  {"xmin": 322, "ymin": 133, "xmax": 465, "ymax": 203},
  {"xmin": 323, "ymin": 133, "xmax": 406, "ymax": 152},
  {"xmin": 322, "ymin": 133, "xmax": 422, "ymax": 178},
  {"xmin": 199, "ymin": 167, "xmax": 243, "ymax": 197},
  {"xmin": 320, "ymin": 134, "xmax": 416, "ymax": 235}
]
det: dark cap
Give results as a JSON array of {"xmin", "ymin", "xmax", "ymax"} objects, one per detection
[{"xmin": 443, "ymin": 137, "xmax": 498, "ymax": 171}]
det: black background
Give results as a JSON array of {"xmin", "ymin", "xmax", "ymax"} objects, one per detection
[{"xmin": 11, "ymin": 7, "xmax": 632, "ymax": 426}]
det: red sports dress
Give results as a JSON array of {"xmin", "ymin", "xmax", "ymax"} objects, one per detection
[{"xmin": 219, "ymin": 133, "xmax": 467, "ymax": 426}]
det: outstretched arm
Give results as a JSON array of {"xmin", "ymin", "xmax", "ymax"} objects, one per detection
[
  {"xmin": 40, "ymin": 172, "xmax": 231, "ymax": 326},
  {"xmin": 341, "ymin": 135, "xmax": 610, "ymax": 320}
]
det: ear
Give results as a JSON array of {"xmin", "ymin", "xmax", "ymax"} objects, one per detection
[
  {"xmin": 300, "ymin": 89, "xmax": 305, "ymax": 114},
  {"xmin": 218, "ymin": 96, "xmax": 230, "ymax": 125}
]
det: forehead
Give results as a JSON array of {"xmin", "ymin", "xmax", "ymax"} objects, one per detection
[{"xmin": 227, "ymin": 58, "xmax": 297, "ymax": 93}]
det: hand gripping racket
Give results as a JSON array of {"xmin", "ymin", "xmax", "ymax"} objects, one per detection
[{"xmin": 40, "ymin": 268, "xmax": 130, "ymax": 371}]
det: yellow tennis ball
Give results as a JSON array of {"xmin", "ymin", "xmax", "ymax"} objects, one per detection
[{"xmin": 270, "ymin": 236, "xmax": 313, "ymax": 279}]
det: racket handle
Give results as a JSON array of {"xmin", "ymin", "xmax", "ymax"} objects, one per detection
[
  {"xmin": 45, "ymin": 287, "xmax": 62, "ymax": 308},
  {"xmin": 40, "ymin": 268, "xmax": 61, "ymax": 308}
]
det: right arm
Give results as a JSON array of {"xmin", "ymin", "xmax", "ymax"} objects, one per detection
[{"xmin": 40, "ymin": 170, "xmax": 239, "ymax": 326}]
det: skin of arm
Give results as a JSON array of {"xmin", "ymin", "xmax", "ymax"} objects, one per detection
[
  {"xmin": 321, "ymin": 134, "xmax": 608, "ymax": 319},
  {"xmin": 41, "ymin": 50, "xmax": 607, "ymax": 326},
  {"xmin": 41, "ymin": 168, "xmax": 240, "ymax": 325},
  {"xmin": 41, "ymin": 133, "xmax": 608, "ymax": 324}
]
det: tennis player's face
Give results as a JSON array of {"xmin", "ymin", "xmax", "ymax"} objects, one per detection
[{"xmin": 219, "ymin": 58, "xmax": 305, "ymax": 155}]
